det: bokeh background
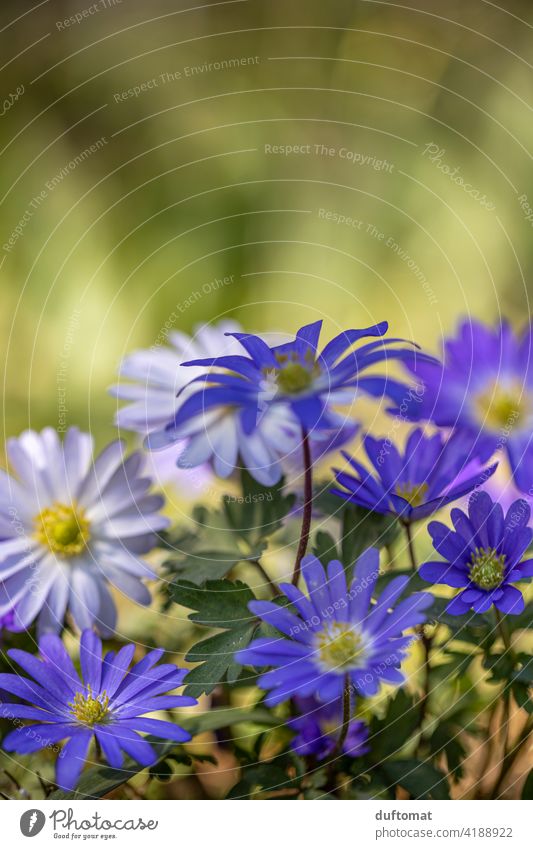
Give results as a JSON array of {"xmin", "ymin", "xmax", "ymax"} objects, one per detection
[
  {"xmin": 1, "ymin": 0, "xmax": 533, "ymax": 800},
  {"xmin": 3, "ymin": 0, "xmax": 533, "ymax": 446}
]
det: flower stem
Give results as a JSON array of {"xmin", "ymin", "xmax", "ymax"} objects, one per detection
[
  {"xmin": 337, "ymin": 676, "xmax": 352, "ymax": 753},
  {"xmin": 404, "ymin": 521, "xmax": 417, "ymax": 573},
  {"xmin": 494, "ymin": 608, "xmax": 515, "ymax": 660},
  {"xmin": 404, "ymin": 522, "xmax": 432, "ymax": 738},
  {"xmin": 292, "ymin": 428, "xmax": 313, "ymax": 586},
  {"xmin": 330, "ymin": 675, "xmax": 351, "ymax": 761}
]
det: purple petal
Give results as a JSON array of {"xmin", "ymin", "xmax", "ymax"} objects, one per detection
[
  {"xmin": 495, "ymin": 585, "xmax": 525, "ymax": 615},
  {"xmin": 80, "ymin": 630, "xmax": 103, "ymax": 692},
  {"xmin": 55, "ymin": 730, "xmax": 92, "ymax": 791}
]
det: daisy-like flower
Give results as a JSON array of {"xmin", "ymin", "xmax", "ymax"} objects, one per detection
[
  {"xmin": 331, "ymin": 428, "xmax": 497, "ymax": 523},
  {"xmin": 0, "ymin": 630, "xmax": 196, "ymax": 791},
  {"xmin": 236, "ymin": 551, "xmax": 433, "ymax": 703},
  {"xmin": 0, "ymin": 427, "xmax": 169, "ymax": 636},
  {"xmin": 398, "ymin": 319, "xmax": 533, "ymax": 492},
  {"xmin": 288, "ymin": 695, "xmax": 369, "ymax": 760},
  {"xmin": 112, "ymin": 320, "xmax": 313, "ymax": 486},
  {"xmin": 110, "ymin": 321, "xmax": 244, "ymax": 490},
  {"xmin": 419, "ymin": 491, "xmax": 533, "ymax": 615},
  {"xmin": 110, "ymin": 321, "xmax": 245, "ymax": 435},
  {"xmin": 169, "ymin": 320, "xmax": 432, "ymax": 440}
]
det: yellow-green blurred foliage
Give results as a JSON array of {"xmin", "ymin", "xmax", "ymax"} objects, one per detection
[{"xmin": 2, "ymin": 0, "xmax": 533, "ymax": 448}]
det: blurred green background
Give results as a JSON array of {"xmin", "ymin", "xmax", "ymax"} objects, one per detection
[{"xmin": 2, "ymin": 0, "xmax": 533, "ymax": 451}]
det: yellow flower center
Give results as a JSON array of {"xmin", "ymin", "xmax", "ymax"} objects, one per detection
[
  {"xmin": 468, "ymin": 546, "xmax": 506, "ymax": 590},
  {"xmin": 395, "ymin": 482, "xmax": 429, "ymax": 507},
  {"xmin": 266, "ymin": 351, "xmax": 321, "ymax": 395},
  {"xmin": 474, "ymin": 381, "xmax": 529, "ymax": 430},
  {"xmin": 316, "ymin": 623, "xmax": 366, "ymax": 672},
  {"xmin": 69, "ymin": 688, "xmax": 110, "ymax": 726},
  {"xmin": 34, "ymin": 502, "xmax": 90, "ymax": 557}
]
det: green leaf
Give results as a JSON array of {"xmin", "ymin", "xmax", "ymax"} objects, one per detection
[
  {"xmin": 383, "ymin": 759, "xmax": 450, "ymax": 799},
  {"xmin": 370, "ymin": 690, "xmax": 420, "ymax": 758},
  {"xmin": 341, "ymin": 505, "xmax": 398, "ymax": 571},
  {"xmin": 430, "ymin": 722, "xmax": 466, "ymax": 780},
  {"xmin": 483, "ymin": 652, "xmax": 517, "ymax": 683},
  {"xmin": 312, "ymin": 530, "xmax": 340, "ymax": 562},
  {"xmin": 166, "ymin": 549, "xmax": 244, "ymax": 585},
  {"xmin": 512, "ymin": 682, "xmax": 533, "ymax": 714},
  {"xmin": 183, "ymin": 623, "xmax": 258, "ymax": 697},
  {"xmin": 227, "ymin": 763, "xmax": 296, "ymax": 799},
  {"xmin": 514, "ymin": 653, "xmax": 533, "ymax": 685},
  {"xmin": 171, "ymin": 579, "xmax": 257, "ymax": 629},
  {"xmin": 172, "ymin": 579, "xmax": 259, "ymax": 696},
  {"xmin": 223, "ymin": 470, "xmax": 295, "ymax": 548},
  {"xmin": 49, "ymin": 708, "xmax": 276, "ymax": 800}
]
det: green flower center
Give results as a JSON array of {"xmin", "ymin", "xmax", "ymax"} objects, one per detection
[
  {"xmin": 468, "ymin": 546, "xmax": 506, "ymax": 590},
  {"xmin": 277, "ymin": 361, "xmax": 314, "ymax": 393},
  {"xmin": 395, "ymin": 482, "xmax": 429, "ymax": 507},
  {"xmin": 69, "ymin": 688, "xmax": 110, "ymax": 726},
  {"xmin": 316, "ymin": 623, "xmax": 366, "ymax": 672},
  {"xmin": 265, "ymin": 351, "xmax": 321, "ymax": 396},
  {"xmin": 474, "ymin": 381, "xmax": 528, "ymax": 430},
  {"xmin": 34, "ymin": 502, "xmax": 90, "ymax": 557}
]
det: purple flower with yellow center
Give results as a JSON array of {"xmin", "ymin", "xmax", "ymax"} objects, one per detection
[
  {"xmin": 331, "ymin": 428, "xmax": 497, "ymax": 523},
  {"xmin": 236, "ymin": 551, "xmax": 433, "ymax": 703},
  {"xmin": 166, "ymin": 320, "xmax": 432, "ymax": 440},
  {"xmin": 419, "ymin": 492, "xmax": 533, "ymax": 615},
  {"xmin": 0, "ymin": 427, "xmax": 169, "ymax": 636},
  {"xmin": 398, "ymin": 319, "xmax": 533, "ymax": 492},
  {"xmin": 288, "ymin": 696, "xmax": 369, "ymax": 760},
  {"xmin": 0, "ymin": 630, "xmax": 196, "ymax": 791}
]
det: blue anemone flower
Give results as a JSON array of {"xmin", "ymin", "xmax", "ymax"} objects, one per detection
[
  {"xmin": 0, "ymin": 630, "xmax": 196, "ymax": 791},
  {"xmin": 288, "ymin": 696, "xmax": 369, "ymax": 760},
  {"xmin": 397, "ymin": 319, "xmax": 533, "ymax": 492},
  {"xmin": 419, "ymin": 492, "xmax": 533, "ymax": 615},
  {"xmin": 236, "ymin": 551, "xmax": 433, "ymax": 704},
  {"xmin": 158, "ymin": 320, "xmax": 432, "ymax": 441},
  {"xmin": 331, "ymin": 428, "xmax": 497, "ymax": 523}
]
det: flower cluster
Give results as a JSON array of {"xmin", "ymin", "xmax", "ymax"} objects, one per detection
[
  {"xmin": 1, "ymin": 315, "xmax": 532, "ymax": 796},
  {"xmin": 144, "ymin": 320, "xmax": 433, "ymax": 484}
]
